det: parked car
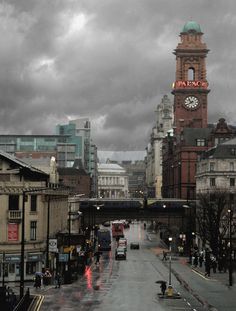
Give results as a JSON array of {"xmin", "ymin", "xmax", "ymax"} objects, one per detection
[
  {"xmin": 130, "ymin": 242, "xmax": 140, "ymax": 249},
  {"xmin": 115, "ymin": 248, "xmax": 126, "ymax": 260}
]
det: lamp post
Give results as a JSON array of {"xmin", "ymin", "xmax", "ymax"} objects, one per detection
[
  {"xmin": 93, "ymin": 204, "xmax": 103, "ymax": 249},
  {"xmin": 168, "ymin": 237, "xmax": 173, "ymax": 290},
  {"xmin": 46, "ymin": 196, "xmax": 50, "ymax": 269},
  {"xmin": 228, "ymin": 208, "xmax": 233, "ymax": 286},
  {"xmin": 20, "ymin": 191, "xmax": 27, "ymax": 299},
  {"xmin": 2, "ymin": 251, "xmax": 5, "ymax": 287}
]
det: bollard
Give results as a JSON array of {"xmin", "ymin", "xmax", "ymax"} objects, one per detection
[{"xmin": 167, "ymin": 285, "xmax": 173, "ymax": 297}]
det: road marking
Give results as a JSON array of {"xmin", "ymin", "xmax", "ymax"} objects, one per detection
[
  {"xmin": 191, "ymin": 269, "xmax": 210, "ymax": 280},
  {"xmin": 191, "ymin": 269, "xmax": 218, "ymax": 281},
  {"xmin": 33, "ymin": 294, "xmax": 44, "ymax": 311}
]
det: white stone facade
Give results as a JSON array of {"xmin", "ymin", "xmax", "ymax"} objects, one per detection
[
  {"xmin": 196, "ymin": 158, "xmax": 236, "ymax": 193},
  {"xmin": 146, "ymin": 95, "xmax": 173, "ymax": 197},
  {"xmin": 98, "ymin": 163, "xmax": 129, "ymax": 198}
]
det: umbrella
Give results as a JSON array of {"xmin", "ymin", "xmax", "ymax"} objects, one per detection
[
  {"xmin": 155, "ymin": 280, "xmax": 167, "ymax": 284},
  {"xmin": 35, "ymin": 272, "xmax": 44, "ymax": 276}
]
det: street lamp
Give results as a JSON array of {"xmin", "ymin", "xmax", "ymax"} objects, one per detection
[
  {"xmin": 168, "ymin": 236, "xmax": 173, "ymax": 296},
  {"xmin": 93, "ymin": 204, "xmax": 103, "ymax": 249},
  {"xmin": 46, "ymin": 196, "xmax": 51, "ymax": 269},
  {"xmin": 20, "ymin": 190, "xmax": 27, "ymax": 299},
  {"xmin": 228, "ymin": 208, "xmax": 233, "ymax": 286}
]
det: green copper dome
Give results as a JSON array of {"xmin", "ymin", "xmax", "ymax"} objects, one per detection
[{"xmin": 182, "ymin": 21, "xmax": 202, "ymax": 33}]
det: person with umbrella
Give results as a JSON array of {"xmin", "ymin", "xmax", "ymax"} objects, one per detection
[
  {"xmin": 156, "ymin": 280, "xmax": 167, "ymax": 296},
  {"xmin": 34, "ymin": 272, "xmax": 43, "ymax": 289}
]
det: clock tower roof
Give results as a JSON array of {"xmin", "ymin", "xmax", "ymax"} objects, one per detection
[{"xmin": 182, "ymin": 21, "xmax": 202, "ymax": 33}]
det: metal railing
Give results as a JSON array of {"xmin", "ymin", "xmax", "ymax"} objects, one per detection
[
  {"xmin": 13, "ymin": 288, "xmax": 31, "ymax": 311},
  {"xmin": 8, "ymin": 210, "xmax": 22, "ymax": 220}
]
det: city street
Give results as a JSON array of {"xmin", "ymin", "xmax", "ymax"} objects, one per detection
[{"xmin": 34, "ymin": 223, "xmax": 206, "ymax": 311}]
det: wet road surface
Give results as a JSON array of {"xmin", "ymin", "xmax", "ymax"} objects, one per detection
[{"xmin": 37, "ymin": 222, "xmax": 206, "ymax": 311}]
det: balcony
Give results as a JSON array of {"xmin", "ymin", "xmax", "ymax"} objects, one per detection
[{"xmin": 8, "ymin": 210, "xmax": 22, "ymax": 222}]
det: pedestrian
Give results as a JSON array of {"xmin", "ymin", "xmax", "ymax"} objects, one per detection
[
  {"xmin": 218, "ymin": 256, "xmax": 223, "ymax": 272},
  {"xmin": 205, "ymin": 249, "xmax": 211, "ymax": 277},
  {"xmin": 199, "ymin": 250, "xmax": 204, "ymax": 268},
  {"xmin": 55, "ymin": 272, "xmax": 61, "ymax": 288},
  {"xmin": 162, "ymin": 251, "xmax": 167, "ymax": 261},
  {"xmin": 211, "ymin": 255, "xmax": 217, "ymax": 273},
  {"xmin": 193, "ymin": 251, "xmax": 199, "ymax": 267},
  {"xmin": 34, "ymin": 274, "xmax": 42, "ymax": 289},
  {"xmin": 43, "ymin": 269, "xmax": 52, "ymax": 286},
  {"xmin": 160, "ymin": 282, "xmax": 167, "ymax": 296},
  {"xmin": 95, "ymin": 251, "xmax": 101, "ymax": 265},
  {"xmin": 222, "ymin": 253, "xmax": 227, "ymax": 272}
]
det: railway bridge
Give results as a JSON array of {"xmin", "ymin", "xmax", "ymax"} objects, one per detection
[{"xmin": 78, "ymin": 198, "xmax": 196, "ymax": 237}]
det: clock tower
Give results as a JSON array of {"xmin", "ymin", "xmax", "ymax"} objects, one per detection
[{"xmin": 172, "ymin": 21, "xmax": 210, "ymax": 135}]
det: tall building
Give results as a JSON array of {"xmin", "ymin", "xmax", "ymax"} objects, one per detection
[
  {"xmin": 162, "ymin": 21, "xmax": 211, "ymax": 200},
  {"xmin": 0, "ymin": 118, "xmax": 98, "ymax": 197},
  {"xmin": 162, "ymin": 21, "xmax": 236, "ymax": 200},
  {"xmin": 56, "ymin": 118, "xmax": 98, "ymax": 196},
  {"xmin": 0, "ymin": 135, "xmax": 76, "ymax": 167},
  {"xmin": 145, "ymin": 95, "xmax": 173, "ymax": 198}
]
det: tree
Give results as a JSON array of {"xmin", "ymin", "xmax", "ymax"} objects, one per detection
[{"xmin": 196, "ymin": 190, "xmax": 229, "ymax": 256}]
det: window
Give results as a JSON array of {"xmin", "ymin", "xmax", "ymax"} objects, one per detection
[
  {"xmin": 26, "ymin": 262, "xmax": 37, "ymax": 275},
  {"xmin": 30, "ymin": 221, "xmax": 37, "ymax": 240},
  {"xmin": 231, "ymin": 148, "xmax": 236, "ymax": 156},
  {"xmin": 230, "ymin": 178, "xmax": 235, "ymax": 187},
  {"xmin": 230, "ymin": 162, "xmax": 234, "ymax": 171},
  {"xmin": 30, "ymin": 195, "xmax": 37, "ymax": 212},
  {"xmin": 188, "ymin": 67, "xmax": 195, "ymax": 80},
  {"xmin": 210, "ymin": 178, "xmax": 215, "ymax": 187},
  {"xmin": 196, "ymin": 139, "xmax": 206, "ymax": 146},
  {"xmin": 8, "ymin": 195, "xmax": 19, "ymax": 210},
  {"xmin": 210, "ymin": 162, "xmax": 215, "ymax": 171},
  {"xmin": 229, "ymin": 193, "xmax": 234, "ymax": 204}
]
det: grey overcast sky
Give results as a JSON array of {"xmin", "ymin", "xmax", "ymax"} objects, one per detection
[{"xmin": 1, "ymin": 0, "xmax": 236, "ymax": 151}]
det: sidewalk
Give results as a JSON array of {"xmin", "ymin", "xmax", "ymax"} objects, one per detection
[{"xmin": 158, "ymin": 253, "xmax": 236, "ymax": 311}]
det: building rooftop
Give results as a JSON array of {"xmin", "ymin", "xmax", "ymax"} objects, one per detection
[
  {"xmin": 98, "ymin": 151, "xmax": 145, "ymax": 164},
  {"xmin": 98, "ymin": 163, "xmax": 126, "ymax": 172},
  {"xmin": 182, "ymin": 21, "xmax": 202, "ymax": 33}
]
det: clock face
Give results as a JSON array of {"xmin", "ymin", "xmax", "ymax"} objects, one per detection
[{"xmin": 184, "ymin": 96, "xmax": 199, "ymax": 109}]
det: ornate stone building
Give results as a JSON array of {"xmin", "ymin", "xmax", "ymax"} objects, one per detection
[
  {"xmin": 146, "ymin": 95, "xmax": 173, "ymax": 198},
  {"xmin": 162, "ymin": 21, "xmax": 236, "ymax": 200},
  {"xmin": 98, "ymin": 163, "xmax": 128, "ymax": 199},
  {"xmin": 0, "ymin": 151, "xmax": 68, "ymax": 282}
]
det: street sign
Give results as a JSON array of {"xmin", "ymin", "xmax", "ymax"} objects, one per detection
[
  {"xmin": 59, "ymin": 253, "xmax": 69, "ymax": 262},
  {"xmin": 49, "ymin": 239, "xmax": 57, "ymax": 252}
]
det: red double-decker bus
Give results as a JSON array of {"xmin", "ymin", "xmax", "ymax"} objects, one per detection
[{"xmin": 111, "ymin": 221, "xmax": 124, "ymax": 238}]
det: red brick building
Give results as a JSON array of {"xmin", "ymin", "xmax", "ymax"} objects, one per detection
[
  {"xmin": 58, "ymin": 167, "xmax": 91, "ymax": 197},
  {"xmin": 162, "ymin": 21, "xmax": 235, "ymax": 200}
]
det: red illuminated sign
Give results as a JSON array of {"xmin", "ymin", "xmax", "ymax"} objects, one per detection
[
  {"xmin": 8, "ymin": 223, "xmax": 19, "ymax": 241},
  {"xmin": 173, "ymin": 80, "xmax": 208, "ymax": 89}
]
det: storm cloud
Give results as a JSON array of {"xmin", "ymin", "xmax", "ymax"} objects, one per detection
[{"xmin": 1, "ymin": 0, "xmax": 236, "ymax": 150}]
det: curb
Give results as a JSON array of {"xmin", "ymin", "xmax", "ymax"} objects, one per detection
[{"xmin": 169, "ymin": 263, "xmax": 219, "ymax": 311}]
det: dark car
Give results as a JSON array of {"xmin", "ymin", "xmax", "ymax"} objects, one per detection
[
  {"xmin": 130, "ymin": 242, "xmax": 140, "ymax": 249},
  {"xmin": 115, "ymin": 248, "xmax": 126, "ymax": 260}
]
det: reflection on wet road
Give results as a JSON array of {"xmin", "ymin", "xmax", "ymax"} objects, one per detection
[{"xmin": 38, "ymin": 222, "xmax": 205, "ymax": 311}]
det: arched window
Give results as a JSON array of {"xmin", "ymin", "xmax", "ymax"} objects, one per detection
[{"xmin": 188, "ymin": 67, "xmax": 195, "ymax": 80}]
